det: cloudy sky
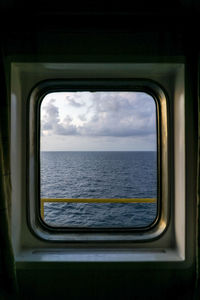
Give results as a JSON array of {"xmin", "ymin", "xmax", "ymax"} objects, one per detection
[{"xmin": 40, "ymin": 91, "xmax": 157, "ymax": 151}]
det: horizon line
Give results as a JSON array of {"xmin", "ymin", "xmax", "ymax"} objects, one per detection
[{"xmin": 40, "ymin": 150, "xmax": 157, "ymax": 152}]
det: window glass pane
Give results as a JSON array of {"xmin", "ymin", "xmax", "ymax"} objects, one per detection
[{"xmin": 40, "ymin": 91, "xmax": 157, "ymax": 228}]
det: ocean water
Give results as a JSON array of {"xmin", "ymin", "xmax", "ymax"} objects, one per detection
[{"xmin": 40, "ymin": 151, "xmax": 157, "ymax": 228}]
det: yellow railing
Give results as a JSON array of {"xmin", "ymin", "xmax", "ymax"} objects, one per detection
[{"xmin": 40, "ymin": 198, "xmax": 156, "ymax": 219}]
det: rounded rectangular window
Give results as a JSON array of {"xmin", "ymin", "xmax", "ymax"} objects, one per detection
[
  {"xmin": 40, "ymin": 89, "xmax": 158, "ymax": 229},
  {"xmin": 28, "ymin": 79, "xmax": 168, "ymax": 241}
]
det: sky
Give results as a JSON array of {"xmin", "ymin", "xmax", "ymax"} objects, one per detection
[{"xmin": 40, "ymin": 91, "xmax": 157, "ymax": 151}]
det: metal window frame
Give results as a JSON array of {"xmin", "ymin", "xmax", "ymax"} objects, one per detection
[{"xmin": 28, "ymin": 79, "xmax": 169, "ymax": 242}]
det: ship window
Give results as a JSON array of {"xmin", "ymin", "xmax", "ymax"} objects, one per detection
[{"xmin": 39, "ymin": 89, "xmax": 158, "ymax": 230}]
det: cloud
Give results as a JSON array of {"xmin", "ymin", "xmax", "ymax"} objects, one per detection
[
  {"xmin": 77, "ymin": 92, "xmax": 156, "ymax": 137},
  {"xmin": 41, "ymin": 92, "xmax": 156, "ymax": 139},
  {"xmin": 78, "ymin": 114, "xmax": 87, "ymax": 122},
  {"xmin": 66, "ymin": 94, "xmax": 86, "ymax": 107},
  {"xmin": 41, "ymin": 99, "xmax": 77, "ymax": 136},
  {"xmin": 67, "ymin": 98, "xmax": 83, "ymax": 107},
  {"xmin": 41, "ymin": 99, "xmax": 59, "ymax": 132}
]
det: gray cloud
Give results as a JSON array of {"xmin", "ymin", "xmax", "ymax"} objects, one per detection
[
  {"xmin": 41, "ymin": 99, "xmax": 77, "ymax": 135},
  {"xmin": 41, "ymin": 92, "xmax": 156, "ymax": 139},
  {"xmin": 66, "ymin": 94, "xmax": 85, "ymax": 107},
  {"xmin": 78, "ymin": 114, "xmax": 87, "ymax": 121},
  {"xmin": 41, "ymin": 99, "xmax": 59, "ymax": 132},
  {"xmin": 77, "ymin": 92, "xmax": 156, "ymax": 137}
]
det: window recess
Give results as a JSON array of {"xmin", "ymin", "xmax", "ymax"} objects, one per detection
[{"xmin": 28, "ymin": 79, "xmax": 169, "ymax": 242}]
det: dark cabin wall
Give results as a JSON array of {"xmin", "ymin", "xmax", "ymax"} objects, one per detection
[
  {"xmin": 1, "ymin": 2, "xmax": 199, "ymax": 67},
  {"xmin": 17, "ymin": 261, "xmax": 197, "ymax": 300},
  {"xmin": 1, "ymin": 0, "xmax": 199, "ymax": 56},
  {"xmin": 0, "ymin": 1, "xmax": 199, "ymax": 299}
]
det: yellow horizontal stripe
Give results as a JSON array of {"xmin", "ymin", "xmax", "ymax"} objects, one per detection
[
  {"xmin": 40, "ymin": 198, "xmax": 156, "ymax": 219},
  {"xmin": 41, "ymin": 198, "xmax": 156, "ymax": 203}
]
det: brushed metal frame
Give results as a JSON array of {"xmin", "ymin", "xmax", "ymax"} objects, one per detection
[{"xmin": 28, "ymin": 79, "xmax": 169, "ymax": 242}]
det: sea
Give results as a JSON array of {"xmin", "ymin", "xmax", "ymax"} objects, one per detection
[{"xmin": 40, "ymin": 151, "xmax": 157, "ymax": 228}]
